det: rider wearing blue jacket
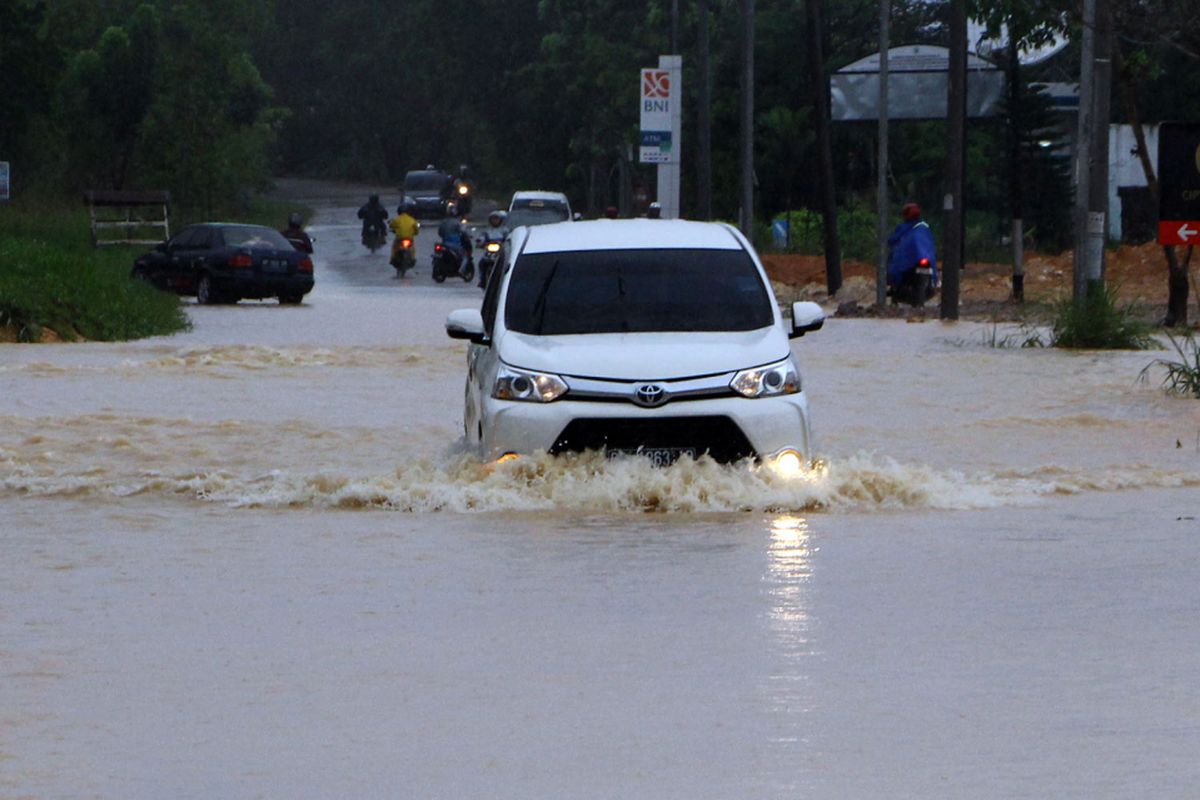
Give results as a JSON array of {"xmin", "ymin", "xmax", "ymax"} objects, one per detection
[{"xmin": 887, "ymin": 202, "xmax": 939, "ymax": 305}]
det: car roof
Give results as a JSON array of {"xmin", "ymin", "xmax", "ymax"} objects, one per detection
[
  {"xmin": 520, "ymin": 219, "xmax": 745, "ymax": 253},
  {"xmin": 510, "ymin": 190, "xmax": 569, "ymax": 203}
]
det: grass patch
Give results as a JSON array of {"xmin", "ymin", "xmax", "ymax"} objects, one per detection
[
  {"xmin": 0, "ymin": 202, "xmax": 190, "ymax": 341},
  {"xmin": 1140, "ymin": 333, "xmax": 1200, "ymax": 398},
  {"xmin": 1048, "ymin": 283, "xmax": 1158, "ymax": 350}
]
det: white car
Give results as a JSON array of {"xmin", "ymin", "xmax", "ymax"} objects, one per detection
[
  {"xmin": 445, "ymin": 219, "xmax": 825, "ymax": 469},
  {"xmin": 507, "ymin": 190, "xmax": 574, "ymax": 227}
]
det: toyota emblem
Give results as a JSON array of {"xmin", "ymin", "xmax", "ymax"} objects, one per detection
[{"xmin": 634, "ymin": 384, "xmax": 667, "ymax": 407}]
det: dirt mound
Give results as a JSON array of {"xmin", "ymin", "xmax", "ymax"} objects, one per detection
[{"xmin": 761, "ymin": 242, "xmax": 1197, "ymax": 320}]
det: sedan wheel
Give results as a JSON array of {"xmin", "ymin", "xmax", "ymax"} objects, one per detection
[
  {"xmin": 279, "ymin": 294, "xmax": 303, "ymax": 305},
  {"xmin": 196, "ymin": 274, "xmax": 215, "ymax": 305}
]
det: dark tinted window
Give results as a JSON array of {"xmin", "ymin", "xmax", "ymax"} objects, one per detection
[
  {"xmin": 481, "ymin": 245, "xmax": 507, "ymax": 335},
  {"xmin": 504, "ymin": 248, "xmax": 773, "ymax": 335},
  {"xmin": 170, "ymin": 227, "xmax": 198, "ymax": 248},
  {"xmin": 189, "ymin": 226, "xmax": 214, "ymax": 250},
  {"xmin": 507, "ymin": 207, "xmax": 569, "ymax": 227},
  {"xmin": 404, "ymin": 172, "xmax": 449, "ymax": 192},
  {"xmin": 218, "ymin": 226, "xmax": 291, "ymax": 249}
]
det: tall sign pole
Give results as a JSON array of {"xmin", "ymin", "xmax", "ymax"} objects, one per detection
[
  {"xmin": 875, "ymin": 0, "xmax": 889, "ymax": 307},
  {"xmin": 639, "ymin": 57, "xmax": 683, "ymax": 219}
]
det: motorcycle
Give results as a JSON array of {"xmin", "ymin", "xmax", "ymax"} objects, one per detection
[
  {"xmin": 477, "ymin": 238, "xmax": 503, "ymax": 289},
  {"xmin": 889, "ymin": 257, "xmax": 937, "ymax": 307},
  {"xmin": 362, "ymin": 228, "xmax": 387, "ymax": 253},
  {"xmin": 432, "ymin": 241, "xmax": 475, "ymax": 283},
  {"xmin": 391, "ymin": 237, "xmax": 416, "ymax": 277},
  {"xmin": 453, "ymin": 179, "xmax": 473, "ymax": 218}
]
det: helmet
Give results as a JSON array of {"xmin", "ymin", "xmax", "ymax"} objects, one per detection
[
  {"xmin": 369, "ymin": 194, "xmax": 379, "ymax": 205},
  {"xmin": 647, "ymin": 202, "xmax": 662, "ymax": 219},
  {"xmin": 426, "ymin": 164, "xmax": 436, "ymax": 170},
  {"xmin": 488, "ymin": 211, "xmax": 503, "ymax": 226},
  {"xmin": 901, "ymin": 202, "xmax": 921, "ymax": 221},
  {"xmin": 446, "ymin": 201, "xmax": 458, "ymax": 217},
  {"xmin": 288, "ymin": 212, "xmax": 302, "ymax": 227}
]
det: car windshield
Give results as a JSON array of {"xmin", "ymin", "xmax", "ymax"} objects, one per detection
[
  {"xmin": 507, "ymin": 207, "xmax": 570, "ymax": 227},
  {"xmin": 504, "ymin": 248, "xmax": 774, "ymax": 335},
  {"xmin": 219, "ymin": 226, "xmax": 291, "ymax": 249},
  {"xmin": 404, "ymin": 173, "xmax": 447, "ymax": 192}
]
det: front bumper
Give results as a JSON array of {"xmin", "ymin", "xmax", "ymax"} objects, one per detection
[{"xmin": 480, "ymin": 391, "xmax": 812, "ymax": 463}]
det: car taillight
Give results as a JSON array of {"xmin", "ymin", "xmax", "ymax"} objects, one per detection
[
  {"xmin": 401, "ymin": 238, "xmax": 412, "ymax": 248},
  {"xmin": 229, "ymin": 253, "xmax": 253, "ymax": 268},
  {"xmin": 435, "ymin": 243, "xmax": 444, "ymax": 252},
  {"xmin": 918, "ymin": 258, "xmax": 930, "ymax": 267},
  {"xmin": 298, "ymin": 257, "xmax": 313, "ymax": 273}
]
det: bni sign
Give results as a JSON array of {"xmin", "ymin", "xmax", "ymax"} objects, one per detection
[{"xmin": 640, "ymin": 68, "xmax": 675, "ymax": 164}]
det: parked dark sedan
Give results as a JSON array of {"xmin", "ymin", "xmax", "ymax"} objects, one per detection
[
  {"xmin": 132, "ymin": 223, "xmax": 314, "ymax": 305},
  {"xmin": 400, "ymin": 169, "xmax": 454, "ymax": 218}
]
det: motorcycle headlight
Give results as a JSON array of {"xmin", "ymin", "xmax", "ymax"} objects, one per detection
[
  {"xmin": 493, "ymin": 364, "xmax": 568, "ymax": 402},
  {"xmin": 458, "ymin": 185, "xmax": 469, "ymax": 195},
  {"xmin": 730, "ymin": 357, "xmax": 800, "ymax": 398},
  {"xmin": 486, "ymin": 242, "xmax": 501, "ymax": 253}
]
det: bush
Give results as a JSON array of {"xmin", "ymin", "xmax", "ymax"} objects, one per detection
[
  {"xmin": 772, "ymin": 200, "xmax": 878, "ymax": 261},
  {"xmin": 1049, "ymin": 283, "xmax": 1157, "ymax": 350},
  {"xmin": 1140, "ymin": 333, "xmax": 1200, "ymax": 397},
  {"xmin": 0, "ymin": 204, "xmax": 190, "ymax": 341}
]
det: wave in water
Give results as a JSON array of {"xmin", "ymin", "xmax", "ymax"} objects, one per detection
[{"xmin": 3, "ymin": 448, "xmax": 1198, "ymax": 514}]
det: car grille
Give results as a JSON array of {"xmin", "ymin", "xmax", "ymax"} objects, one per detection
[{"xmin": 549, "ymin": 416, "xmax": 755, "ymax": 463}]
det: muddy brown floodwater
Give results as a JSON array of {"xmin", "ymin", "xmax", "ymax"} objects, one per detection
[{"xmin": 3, "ymin": 184, "xmax": 1200, "ymax": 798}]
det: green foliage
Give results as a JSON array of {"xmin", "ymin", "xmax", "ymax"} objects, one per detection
[
  {"xmin": 1140, "ymin": 333, "xmax": 1200, "ymax": 398},
  {"xmin": 0, "ymin": 206, "xmax": 190, "ymax": 341},
  {"xmin": 1049, "ymin": 283, "xmax": 1157, "ymax": 350},
  {"xmin": 773, "ymin": 200, "xmax": 878, "ymax": 262}
]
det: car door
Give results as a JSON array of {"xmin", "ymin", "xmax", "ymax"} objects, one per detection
[
  {"xmin": 162, "ymin": 226, "xmax": 199, "ymax": 288},
  {"xmin": 180, "ymin": 226, "xmax": 214, "ymax": 292},
  {"xmin": 466, "ymin": 246, "xmax": 507, "ymax": 443}
]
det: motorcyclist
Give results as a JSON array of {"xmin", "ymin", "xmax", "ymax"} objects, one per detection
[
  {"xmin": 475, "ymin": 210, "xmax": 508, "ymax": 287},
  {"xmin": 280, "ymin": 212, "xmax": 313, "ymax": 253},
  {"xmin": 886, "ymin": 202, "xmax": 939, "ymax": 306},
  {"xmin": 646, "ymin": 202, "xmax": 662, "ymax": 219},
  {"xmin": 389, "ymin": 198, "xmax": 420, "ymax": 271},
  {"xmin": 437, "ymin": 201, "xmax": 473, "ymax": 275},
  {"xmin": 357, "ymin": 194, "xmax": 389, "ymax": 240}
]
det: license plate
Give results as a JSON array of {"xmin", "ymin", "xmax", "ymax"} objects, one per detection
[
  {"xmin": 916, "ymin": 267, "xmax": 933, "ymax": 275},
  {"xmin": 262, "ymin": 259, "xmax": 287, "ymax": 272},
  {"xmin": 607, "ymin": 447, "xmax": 696, "ymax": 467}
]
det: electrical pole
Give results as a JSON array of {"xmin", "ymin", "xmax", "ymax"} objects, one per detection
[
  {"xmin": 671, "ymin": 0, "xmax": 679, "ymax": 54},
  {"xmin": 940, "ymin": 0, "xmax": 966, "ymax": 320},
  {"xmin": 697, "ymin": 0, "xmax": 713, "ymax": 220},
  {"xmin": 808, "ymin": 0, "xmax": 842, "ymax": 296},
  {"xmin": 1072, "ymin": 0, "xmax": 1097, "ymax": 300},
  {"xmin": 1007, "ymin": 36, "xmax": 1025, "ymax": 302},
  {"xmin": 1089, "ymin": 0, "xmax": 1112, "ymax": 290},
  {"xmin": 875, "ymin": 0, "xmax": 889, "ymax": 307},
  {"xmin": 739, "ymin": 0, "xmax": 755, "ymax": 238}
]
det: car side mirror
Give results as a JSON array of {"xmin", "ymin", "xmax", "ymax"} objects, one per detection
[
  {"xmin": 446, "ymin": 308, "xmax": 488, "ymax": 345},
  {"xmin": 789, "ymin": 301, "xmax": 825, "ymax": 339}
]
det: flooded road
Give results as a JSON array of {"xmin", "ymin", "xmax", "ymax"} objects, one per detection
[{"xmin": 3, "ymin": 186, "xmax": 1200, "ymax": 797}]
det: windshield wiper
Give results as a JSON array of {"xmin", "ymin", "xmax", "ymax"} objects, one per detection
[{"xmin": 531, "ymin": 258, "xmax": 560, "ymax": 335}]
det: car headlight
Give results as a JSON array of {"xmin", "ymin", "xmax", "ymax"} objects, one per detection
[
  {"xmin": 730, "ymin": 357, "xmax": 800, "ymax": 398},
  {"xmin": 493, "ymin": 364, "xmax": 569, "ymax": 402}
]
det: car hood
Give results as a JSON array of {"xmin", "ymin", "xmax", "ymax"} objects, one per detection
[{"xmin": 498, "ymin": 328, "xmax": 788, "ymax": 381}]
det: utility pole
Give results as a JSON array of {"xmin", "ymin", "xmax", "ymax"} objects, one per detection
[
  {"xmin": 1089, "ymin": 0, "xmax": 1112, "ymax": 290},
  {"xmin": 697, "ymin": 0, "xmax": 713, "ymax": 220},
  {"xmin": 1073, "ymin": 0, "xmax": 1101, "ymax": 300},
  {"xmin": 1007, "ymin": 35, "xmax": 1025, "ymax": 302},
  {"xmin": 808, "ymin": 0, "xmax": 842, "ymax": 296},
  {"xmin": 875, "ymin": 0, "xmax": 889, "ymax": 307},
  {"xmin": 940, "ymin": 0, "xmax": 966, "ymax": 320},
  {"xmin": 739, "ymin": 0, "xmax": 755, "ymax": 238}
]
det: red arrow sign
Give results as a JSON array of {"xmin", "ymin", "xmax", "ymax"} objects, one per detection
[{"xmin": 1159, "ymin": 220, "xmax": 1200, "ymax": 246}]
